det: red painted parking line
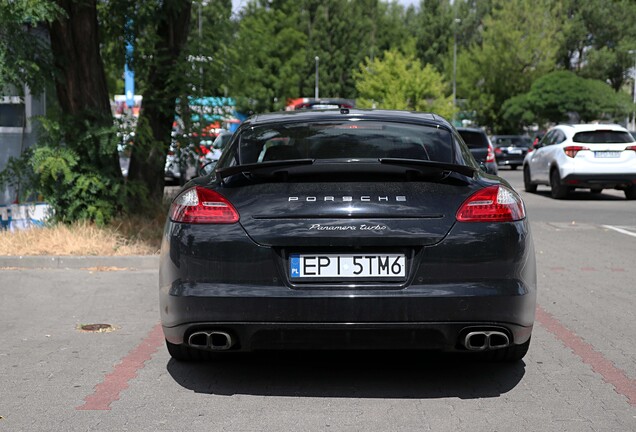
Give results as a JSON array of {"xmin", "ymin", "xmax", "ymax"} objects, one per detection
[
  {"xmin": 536, "ymin": 305, "xmax": 636, "ymax": 407},
  {"xmin": 76, "ymin": 323, "xmax": 164, "ymax": 411}
]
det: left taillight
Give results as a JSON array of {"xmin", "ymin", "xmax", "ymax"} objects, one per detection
[
  {"xmin": 456, "ymin": 185, "xmax": 525, "ymax": 222},
  {"xmin": 169, "ymin": 186, "xmax": 239, "ymax": 224},
  {"xmin": 564, "ymin": 145, "xmax": 589, "ymax": 158}
]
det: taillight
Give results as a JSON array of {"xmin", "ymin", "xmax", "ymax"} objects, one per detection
[
  {"xmin": 456, "ymin": 185, "xmax": 525, "ymax": 222},
  {"xmin": 625, "ymin": 145, "xmax": 636, "ymax": 151},
  {"xmin": 563, "ymin": 145, "xmax": 589, "ymax": 158},
  {"xmin": 169, "ymin": 186, "xmax": 239, "ymax": 224},
  {"xmin": 494, "ymin": 147, "xmax": 503, "ymax": 155},
  {"xmin": 486, "ymin": 144, "xmax": 495, "ymax": 163}
]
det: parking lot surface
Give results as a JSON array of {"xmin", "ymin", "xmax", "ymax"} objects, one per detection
[{"xmin": 1, "ymin": 169, "xmax": 635, "ymax": 431}]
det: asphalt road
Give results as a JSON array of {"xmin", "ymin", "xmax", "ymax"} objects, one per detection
[{"xmin": 1, "ymin": 169, "xmax": 635, "ymax": 432}]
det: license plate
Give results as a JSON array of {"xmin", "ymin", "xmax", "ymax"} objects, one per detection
[
  {"xmin": 508, "ymin": 149, "xmax": 523, "ymax": 155},
  {"xmin": 595, "ymin": 151, "xmax": 620, "ymax": 158},
  {"xmin": 290, "ymin": 254, "xmax": 406, "ymax": 278}
]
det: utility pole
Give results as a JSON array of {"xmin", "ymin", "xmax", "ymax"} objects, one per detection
[{"xmin": 315, "ymin": 56, "xmax": 320, "ymax": 100}]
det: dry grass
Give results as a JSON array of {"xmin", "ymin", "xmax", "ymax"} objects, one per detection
[{"xmin": 0, "ymin": 213, "xmax": 166, "ymax": 256}]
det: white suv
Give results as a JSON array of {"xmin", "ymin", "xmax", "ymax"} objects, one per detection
[{"xmin": 523, "ymin": 124, "xmax": 636, "ymax": 199}]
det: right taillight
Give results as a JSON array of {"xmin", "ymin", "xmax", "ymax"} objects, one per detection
[
  {"xmin": 456, "ymin": 185, "xmax": 525, "ymax": 222},
  {"xmin": 486, "ymin": 144, "xmax": 495, "ymax": 163},
  {"xmin": 169, "ymin": 186, "xmax": 239, "ymax": 224},
  {"xmin": 564, "ymin": 145, "xmax": 589, "ymax": 158},
  {"xmin": 625, "ymin": 145, "xmax": 636, "ymax": 151}
]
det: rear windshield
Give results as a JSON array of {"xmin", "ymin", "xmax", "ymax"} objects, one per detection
[
  {"xmin": 493, "ymin": 136, "xmax": 531, "ymax": 147},
  {"xmin": 573, "ymin": 131, "xmax": 635, "ymax": 144},
  {"xmin": 237, "ymin": 121, "xmax": 454, "ymax": 164},
  {"xmin": 457, "ymin": 130, "xmax": 489, "ymax": 149}
]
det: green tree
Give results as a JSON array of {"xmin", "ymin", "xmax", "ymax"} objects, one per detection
[
  {"xmin": 300, "ymin": 0, "xmax": 381, "ymax": 100},
  {"xmin": 502, "ymin": 71, "xmax": 633, "ymax": 127},
  {"xmin": 557, "ymin": 0, "xmax": 636, "ymax": 91},
  {"xmin": 229, "ymin": 0, "xmax": 307, "ymax": 112},
  {"xmin": 411, "ymin": 0, "xmax": 453, "ymax": 74},
  {"xmin": 0, "ymin": 1, "xmax": 61, "ymax": 93},
  {"xmin": 456, "ymin": 0, "xmax": 562, "ymax": 132},
  {"xmin": 354, "ymin": 46, "xmax": 454, "ymax": 118}
]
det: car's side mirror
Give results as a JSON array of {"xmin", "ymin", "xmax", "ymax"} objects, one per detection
[{"xmin": 197, "ymin": 161, "xmax": 217, "ymax": 177}]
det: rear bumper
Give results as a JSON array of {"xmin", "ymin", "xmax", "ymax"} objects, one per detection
[
  {"xmin": 161, "ymin": 279, "xmax": 535, "ymax": 351},
  {"xmin": 163, "ymin": 321, "xmax": 533, "ymax": 352},
  {"xmin": 497, "ymin": 156, "xmax": 524, "ymax": 166},
  {"xmin": 561, "ymin": 173, "xmax": 636, "ymax": 189}
]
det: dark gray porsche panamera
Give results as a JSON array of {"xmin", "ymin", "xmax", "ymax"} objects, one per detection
[{"xmin": 159, "ymin": 109, "xmax": 536, "ymax": 362}]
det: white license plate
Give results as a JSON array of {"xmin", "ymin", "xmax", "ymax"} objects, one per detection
[
  {"xmin": 508, "ymin": 149, "xmax": 523, "ymax": 155},
  {"xmin": 595, "ymin": 151, "xmax": 620, "ymax": 158},
  {"xmin": 290, "ymin": 254, "xmax": 406, "ymax": 278}
]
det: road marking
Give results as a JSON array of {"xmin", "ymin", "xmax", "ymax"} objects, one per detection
[
  {"xmin": 76, "ymin": 323, "xmax": 164, "ymax": 411},
  {"xmin": 536, "ymin": 305, "xmax": 636, "ymax": 407},
  {"xmin": 602, "ymin": 225, "xmax": 636, "ymax": 238}
]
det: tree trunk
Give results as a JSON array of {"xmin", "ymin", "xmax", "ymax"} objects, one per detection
[
  {"xmin": 48, "ymin": 0, "xmax": 120, "ymax": 177},
  {"xmin": 127, "ymin": 0, "xmax": 192, "ymax": 211}
]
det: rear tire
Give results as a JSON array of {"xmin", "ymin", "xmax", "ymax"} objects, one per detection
[
  {"xmin": 590, "ymin": 187, "xmax": 602, "ymax": 194},
  {"xmin": 625, "ymin": 185, "xmax": 636, "ymax": 200},
  {"xmin": 510, "ymin": 165, "xmax": 518, "ymax": 170},
  {"xmin": 550, "ymin": 169, "xmax": 569, "ymax": 199},
  {"xmin": 523, "ymin": 166, "xmax": 537, "ymax": 193}
]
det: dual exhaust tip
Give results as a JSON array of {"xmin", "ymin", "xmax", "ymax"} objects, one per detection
[
  {"xmin": 463, "ymin": 330, "xmax": 510, "ymax": 351},
  {"xmin": 188, "ymin": 331, "xmax": 234, "ymax": 351}
]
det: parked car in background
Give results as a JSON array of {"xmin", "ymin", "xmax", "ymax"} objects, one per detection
[
  {"xmin": 456, "ymin": 127, "xmax": 498, "ymax": 175},
  {"xmin": 523, "ymin": 124, "xmax": 636, "ymax": 199},
  {"xmin": 490, "ymin": 135, "xmax": 532, "ymax": 170},
  {"xmin": 165, "ymin": 141, "xmax": 212, "ymax": 186},
  {"xmin": 204, "ymin": 130, "xmax": 233, "ymax": 163},
  {"xmin": 160, "ymin": 109, "xmax": 536, "ymax": 362}
]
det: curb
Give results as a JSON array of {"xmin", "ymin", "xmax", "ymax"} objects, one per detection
[{"xmin": 0, "ymin": 255, "xmax": 159, "ymax": 270}]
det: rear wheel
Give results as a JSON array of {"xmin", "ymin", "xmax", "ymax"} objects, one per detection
[
  {"xmin": 550, "ymin": 169, "xmax": 569, "ymax": 199},
  {"xmin": 625, "ymin": 185, "xmax": 636, "ymax": 200},
  {"xmin": 590, "ymin": 187, "xmax": 603, "ymax": 194},
  {"xmin": 510, "ymin": 165, "xmax": 518, "ymax": 170},
  {"xmin": 523, "ymin": 166, "xmax": 537, "ymax": 193}
]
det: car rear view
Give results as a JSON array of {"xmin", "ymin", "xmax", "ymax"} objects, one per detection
[
  {"xmin": 159, "ymin": 110, "xmax": 536, "ymax": 362},
  {"xmin": 456, "ymin": 127, "xmax": 498, "ymax": 175},
  {"xmin": 491, "ymin": 135, "xmax": 532, "ymax": 170},
  {"xmin": 523, "ymin": 124, "xmax": 636, "ymax": 199}
]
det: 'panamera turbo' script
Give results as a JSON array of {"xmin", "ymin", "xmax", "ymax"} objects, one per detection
[{"xmin": 309, "ymin": 224, "xmax": 387, "ymax": 231}]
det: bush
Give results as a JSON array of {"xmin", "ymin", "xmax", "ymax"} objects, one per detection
[{"xmin": 0, "ymin": 115, "xmax": 125, "ymax": 225}]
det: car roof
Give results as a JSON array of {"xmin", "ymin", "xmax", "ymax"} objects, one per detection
[{"xmin": 244, "ymin": 109, "xmax": 450, "ymax": 128}]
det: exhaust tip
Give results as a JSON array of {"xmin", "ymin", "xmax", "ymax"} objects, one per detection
[
  {"xmin": 209, "ymin": 331, "xmax": 233, "ymax": 350},
  {"xmin": 464, "ymin": 331, "xmax": 489, "ymax": 351},
  {"xmin": 187, "ymin": 330, "xmax": 234, "ymax": 351},
  {"xmin": 463, "ymin": 330, "xmax": 510, "ymax": 351}
]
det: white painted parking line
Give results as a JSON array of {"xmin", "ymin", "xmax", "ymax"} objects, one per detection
[{"xmin": 602, "ymin": 225, "xmax": 636, "ymax": 238}]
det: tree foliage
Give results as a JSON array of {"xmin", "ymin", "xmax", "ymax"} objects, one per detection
[
  {"xmin": 355, "ymin": 46, "xmax": 454, "ymax": 118},
  {"xmin": 456, "ymin": 0, "xmax": 563, "ymax": 132},
  {"xmin": 0, "ymin": 0, "xmax": 61, "ymax": 93},
  {"xmin": 557, "ymin": 0, "xmax": 636, "ymax": 91},
  {"xmin": 502, "ymin": 71, "xmax": 633, "ymax": 127}
]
